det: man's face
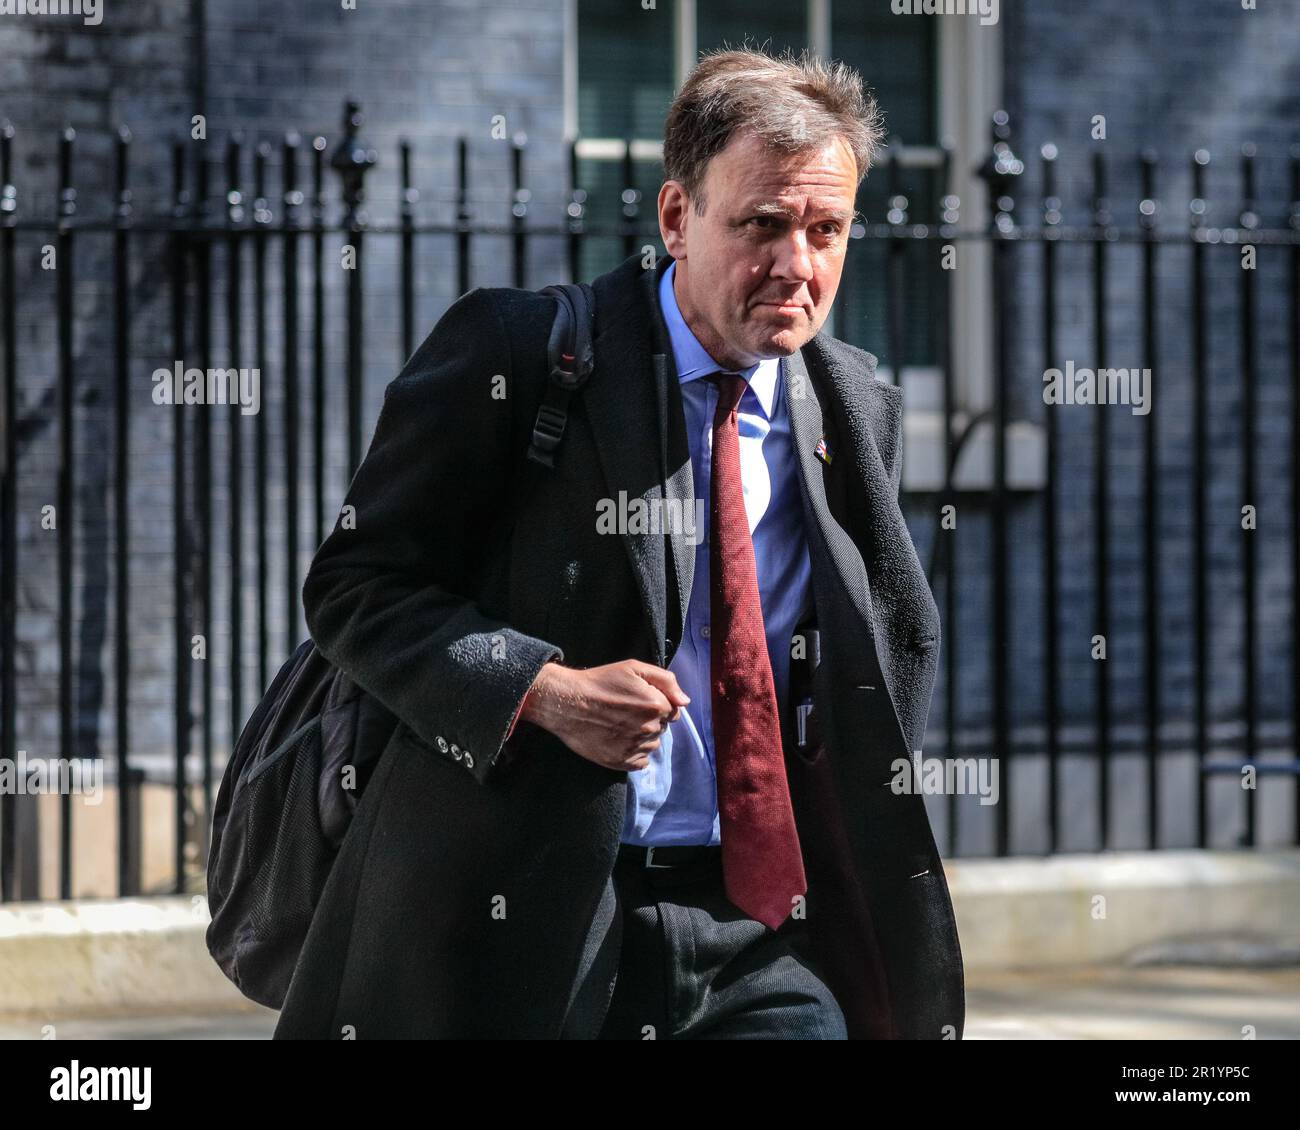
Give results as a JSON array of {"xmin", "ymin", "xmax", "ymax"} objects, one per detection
[{"xmin": 657, "ymin": 129, "xmax": 858, "ymax": 372}]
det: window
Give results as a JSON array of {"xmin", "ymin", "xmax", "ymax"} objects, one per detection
[
  {"xmin": 698, "ymin": 0, "xmax": 807, "ymax": 58},
  {"xmin": 571, "ymin": 0, "xmax": 1016, "ymax": 490},
  {"xmin": 570, "ymin": 0, "xmax": 676, "ymax": 279},
  {"xmin": 830, "ymin": 4, "xmax": 939, "ymax": 370}
]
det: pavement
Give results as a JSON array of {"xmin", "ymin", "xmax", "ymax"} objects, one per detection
[
  {"xmin": 962, "ymin": 964, "xmax": 1300, "ymax": 1040},
  {"xmin": 2, "ymin": 964, "xmax": 1298, "ymax": 1039}
]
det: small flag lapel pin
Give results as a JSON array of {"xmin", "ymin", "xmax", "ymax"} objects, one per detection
[{"xmin": 814, "ymin": 435, "xmax": 833, "ymax": 466}]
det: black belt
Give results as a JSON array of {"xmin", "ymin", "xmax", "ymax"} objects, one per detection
[{"xmin": 616, "ymin": 843, "xmax": 723, "ymax": 870}]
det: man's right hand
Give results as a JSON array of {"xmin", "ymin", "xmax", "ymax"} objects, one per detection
[{"xmin": 519, "ymin": 659, "xmax": 690, "ymax": 772}]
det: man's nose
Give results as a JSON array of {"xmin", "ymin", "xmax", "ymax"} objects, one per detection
[{"xmin": 771, "ymin": 230, "xmax": 815, "ymax": 282}]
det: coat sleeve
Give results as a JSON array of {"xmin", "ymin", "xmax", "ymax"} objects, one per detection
[{"xmin": 302, "ymin": 286, "xmax": 564, "ymax": 786}]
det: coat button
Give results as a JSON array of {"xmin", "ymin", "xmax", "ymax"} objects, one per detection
[
  {"xmin": 450, "ymin": 744, "xmax": 462, "ymax": 760},
  {"xmin": 436, "ymin": 735, "xmax": 449, "ymax": 753},
  {"xmin": 463, "ymin": 750, "xmax": 475, "ymax": 769}
]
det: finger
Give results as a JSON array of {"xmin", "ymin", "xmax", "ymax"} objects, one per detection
[{"xmin": 635, "ymin": 663, "xmax": 692, "ymax": 706}]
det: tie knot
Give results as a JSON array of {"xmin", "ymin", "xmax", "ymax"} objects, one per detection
[{"xmin": 709, "ymin": 371, "xmax": 747, "ymax": 416}]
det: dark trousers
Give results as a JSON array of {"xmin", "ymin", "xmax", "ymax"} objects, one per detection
[{"xmin": 594, "ymin": 848, "xmax": 848, "ymax": 1040}]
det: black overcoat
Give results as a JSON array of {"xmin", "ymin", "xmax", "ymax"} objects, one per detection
[{"xmin": 273, "ymin": 252, "xmax": 965, "ymax": 1040}]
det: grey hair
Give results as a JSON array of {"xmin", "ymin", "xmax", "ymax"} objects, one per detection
[{"xmin": 662, "ymin": 46, "xmax": 886, "ymax": 215}]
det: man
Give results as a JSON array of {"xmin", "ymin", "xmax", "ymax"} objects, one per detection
[{"xmin": 275, "ymin": 47, "xmax": 964, "ymax": 1041}]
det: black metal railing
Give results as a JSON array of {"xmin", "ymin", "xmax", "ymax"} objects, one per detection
[{"xmin": 1, "ymin": 100, "xmax": 1298, "ymax": 900}]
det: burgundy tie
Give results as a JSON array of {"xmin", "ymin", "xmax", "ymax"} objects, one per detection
[{"xmin": 708, "ymin": 372, "xmax": 807, "ymax": 930}]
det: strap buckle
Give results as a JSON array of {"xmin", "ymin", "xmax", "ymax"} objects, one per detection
[
  {"xmin": 550, "ymin": 352, "xmax": 585, "ymax": 392},
  {"xmin": 529, "ymin": 401, "xmax": 567, "ymax": 458}
]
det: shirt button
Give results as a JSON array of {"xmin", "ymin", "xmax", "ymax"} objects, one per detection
[{"xmin": 700, "ymin": 625, "xmax": 711, "ymax": 638}]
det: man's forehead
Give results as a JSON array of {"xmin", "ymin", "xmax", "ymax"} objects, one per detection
[{"xmin": 716, "ymin": 138, "xmax": 858, "ymax": 216}]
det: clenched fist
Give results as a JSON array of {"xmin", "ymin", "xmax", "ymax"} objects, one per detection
[{"xmin": 519, "ymin": 659, "xmax": 691, "ymax": 772}]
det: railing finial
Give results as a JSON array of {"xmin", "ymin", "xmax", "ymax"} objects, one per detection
[
  {"xmin": 330, "ymin": 99, "xmax": 378, "ymax": 229},
  {"xmin": 976, "ymin": 110, "xmax": 1023, "ymax": 233}
]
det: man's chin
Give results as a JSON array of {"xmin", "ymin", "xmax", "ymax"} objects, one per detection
[{"xmin": 756, "ymin": 327, "xmax": 812, "ymax": 357}]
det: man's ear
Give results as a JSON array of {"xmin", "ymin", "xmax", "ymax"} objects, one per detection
[{"xmin": 658, "ymin": 180, "xmax": 690, "ymax": 258}]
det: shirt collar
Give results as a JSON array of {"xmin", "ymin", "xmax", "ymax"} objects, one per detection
[{"xmin": 657, "ymin": 259, "xmax": 781, "ymax": 420}]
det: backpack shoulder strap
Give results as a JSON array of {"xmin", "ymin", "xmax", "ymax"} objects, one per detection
[{"xmin": 528, "ymin": 281, "xmax": 596, "ymax": 468}]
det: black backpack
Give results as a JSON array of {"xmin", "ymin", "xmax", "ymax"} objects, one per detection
[{"xmin": 205, "ymin": 282, "xmax": 595, "ymax": 1010}]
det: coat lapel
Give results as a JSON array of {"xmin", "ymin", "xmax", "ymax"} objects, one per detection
[
  {"xmin": 784, "ymin": 344, "xmax": 877, "ymax": 645},
  {"xmin": 584, "ymin": 254, "xmax": 693, "ymax": 665},
  {"xmin": 650, "ymin": 269, "xmax": 697, "ymax": 654},
  {"xmin": 784, "ymin": 340, "xmax": 915, "ymax": 758}
]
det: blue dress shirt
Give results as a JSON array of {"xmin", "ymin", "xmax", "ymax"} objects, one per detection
[{"xmin": 620, "ymin": 260, "xmax": 814, "ymax": 846}]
